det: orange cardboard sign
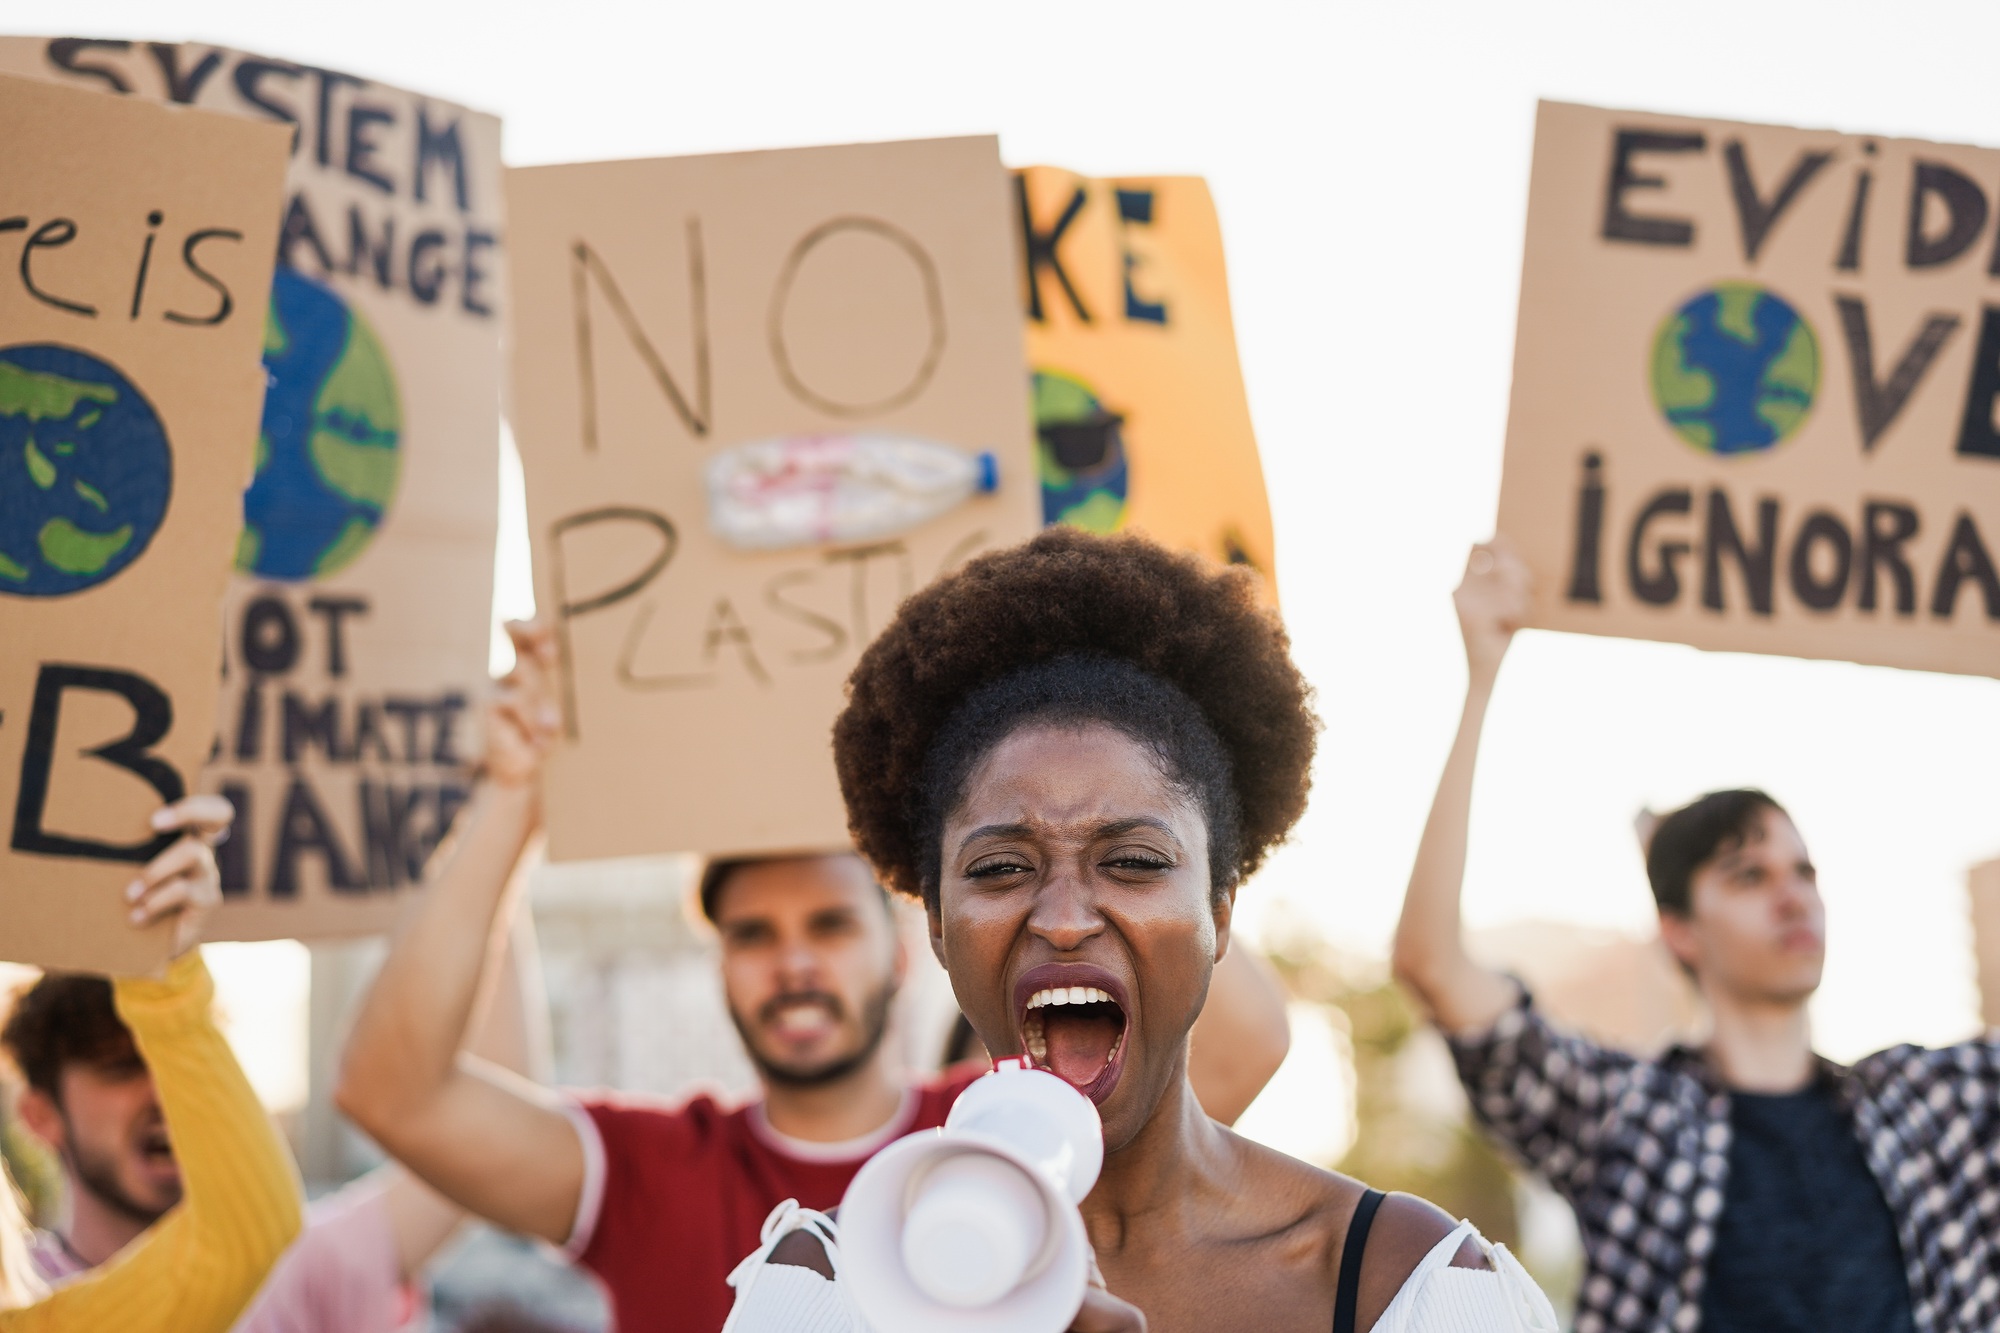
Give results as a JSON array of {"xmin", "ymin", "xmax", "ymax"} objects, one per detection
[{"xmin": 1016, "ymin": 168, "xmax": 1275, "ymax": 595}]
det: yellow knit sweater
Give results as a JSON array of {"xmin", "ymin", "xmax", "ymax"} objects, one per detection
[{"xmin": 2, "ymin": 951, "xmax": 303, "ymax": 1332}]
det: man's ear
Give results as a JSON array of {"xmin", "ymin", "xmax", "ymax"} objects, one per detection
[
  {"xmin": 1658, "ymin": 909, "xmax": 1700, "ymax": 972},
  {"xmin": 15, "ymin": 1085, "xmax": 65, "ymax": 1152}
]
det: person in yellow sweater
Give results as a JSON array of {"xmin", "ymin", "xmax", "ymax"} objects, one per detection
[{"xmin": 0, "ymin": 795, "xmax": 303, "ymax": 1331}]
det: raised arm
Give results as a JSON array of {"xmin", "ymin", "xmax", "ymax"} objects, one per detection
[
  {"xmin": 377, "ymin": 907, "xmax": 556, "ymax": 1278},
  {"xmin": 3, "ymin": 799, "xmax": 303, "ymax": 1333},
  {"xmin": 1390, "ymin": 540, "xmax": 1528, "ymax": 1034},
  {"xmin": 1187, "ymin": 942, "xmax": 1290, "ymax": 1125},
  {"xmin": 334, "ymin": 622, "xmax": 582, "ymax": 1245}
]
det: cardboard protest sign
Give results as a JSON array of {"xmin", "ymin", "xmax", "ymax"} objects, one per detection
[
  {"xmin": 1500, "ymin": 101, "xmax": 2000, "ymax": 677},
  {"xmin": 0, "ymin": 72, "xmax": 288, "ymax": 973},
  {"xmin": 1015, "ymin": 169, "xmax": 1275, "ymax": 596},
  {"xmin": 0, "ymin": 40, "xmax": 505, "ymax": 939},
  {"xmin": 507, "ymin": 137, "xmax": 1036, "ymax": 862}
]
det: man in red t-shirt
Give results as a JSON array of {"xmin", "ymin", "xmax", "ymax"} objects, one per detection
[{"xmin": 335, "ymin": 624, "xmax": 1290, "ymax": 1333}]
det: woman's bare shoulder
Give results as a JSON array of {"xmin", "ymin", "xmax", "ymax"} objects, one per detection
[
  {"xmin": 1353, "ymin": 1192, "xmax": 1489, "ymax": 1329},
  {"xmin": 1221, "ymin": 1134, "xmax": 1487, "ymax": 1327}
]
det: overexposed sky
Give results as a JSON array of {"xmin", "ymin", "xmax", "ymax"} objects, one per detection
[{"xmin": 29, "ymin": 0, "xmax": 2000, "ymax": 1064}]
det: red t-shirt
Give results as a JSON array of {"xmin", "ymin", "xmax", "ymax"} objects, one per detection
[{"xmin": 565, "ymin": 1064, "xmax": 983, "ymax": 1333}]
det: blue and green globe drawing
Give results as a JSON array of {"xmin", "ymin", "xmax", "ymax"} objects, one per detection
[
  {"xmin": 0, "ymin": 344, "xmax": 170, "ymax": 598},
  {"xmin": 1034, "ymin": 368, "xmax": 1129, "ymax": 532},
  {"xmin": 238, "ymin": 266, "xmax": 402, "ymax": 580},
  {"xmin": 1650, "ymin": 281, "xmax": 1819, "ymax": 456}
]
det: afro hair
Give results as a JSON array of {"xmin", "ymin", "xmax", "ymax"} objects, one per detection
[{"xmin": 833, "ymin": 527, "xmax": 1318, "ymax": 902}]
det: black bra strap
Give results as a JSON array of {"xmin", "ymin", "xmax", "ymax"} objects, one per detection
[{"xmin": 1332, "ymin": 1188, "xmax": 1387, "ymax": 1333}]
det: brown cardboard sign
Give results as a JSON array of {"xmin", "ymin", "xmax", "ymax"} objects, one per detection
[
  {"xmin": 1500, "ymin": 102, "xmax": 2000, "ymax": 676},
  {"xmin": 0, "ymin": 39, "xmax": 506, "ymax": 939},
  {"xmin": 1016, "ymin": 168, "xmax": 1276, "ymax": 598},
  {"xmin": 0, "ymin": 71, "xmax": 288, "ymax": 973},
  {"xmin": 507, "ymin": 137, "xmax": 1037, "ymax": 862}
]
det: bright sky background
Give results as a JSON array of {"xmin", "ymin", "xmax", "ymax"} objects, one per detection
[{"xmin": 26, "ymin": 0, "xmax": 2000, "ymax": 1076}]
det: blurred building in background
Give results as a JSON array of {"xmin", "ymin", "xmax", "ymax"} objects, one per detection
[{"xmin": 1971, "ymin": 859, "xmax": 2000, "ymax": 1029}]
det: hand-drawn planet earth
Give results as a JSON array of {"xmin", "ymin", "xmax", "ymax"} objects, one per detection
[
  {"xmin": 1650, "ymin": 281, "xmax": 1819, "ymax": 456},
  {"xmin": 238, "ymin": 266, "xmax": 402, "ymax": 580},
  {"xmin": 1034, "ymin": 368, "xmax": 1129, "ymax": 531},
  {"xmin": 0, "ymin": 344, "xmax": 171, "ymax": 598}
]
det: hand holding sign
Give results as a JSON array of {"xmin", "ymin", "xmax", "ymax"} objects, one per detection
[
  {"xmin": 1454, "ymin": 537, "xmax": 1532, "ymax": 680},
  {"xmin": 485, "ymin": 620, "xmax": 561, "ymax": 792},
  {"xmin": 126, "ymin": 795, "xmax": 232, "ymax": 960}
]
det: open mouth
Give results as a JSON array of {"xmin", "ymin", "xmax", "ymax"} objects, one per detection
[
  {"xmin": 1016, "ymin": 968, "xmax": 1129, "ymax": 1105},
  {"xmin": 762, "ymin": 993, "xmax": 844, "ymax": 1043},
  {"xmin": 137, "ymin": 1125, "xmax": 173, "ymax": 1166}
]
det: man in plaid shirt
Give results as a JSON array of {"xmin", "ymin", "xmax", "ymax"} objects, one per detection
[{"xmin": 1391, "ymin": 539, "xmax": 2000, "ymax": 1333}]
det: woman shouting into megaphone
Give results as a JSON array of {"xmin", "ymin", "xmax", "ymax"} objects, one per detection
[{"xmin": 725, "ymin": 529, "xmax": 1556, "ymax": 1333}]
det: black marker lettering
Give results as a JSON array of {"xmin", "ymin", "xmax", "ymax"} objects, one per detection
[
  {"xmin": 1859, "ymin": 501, "xmax": 1920, "ymax": 614},
  {"xmin": 1627, "ymin": 488, "xmax": 1694, "ymax": 604},
  {"xmin": 130, "ymin": 209, "xmax": 163, "ymax": 319},
  {"xmin": 306, "ymin": 596, "xmax": 368, "ymax": 677},
  {"xmin": 1567, "ymin": 452, "xmax": 1605, "ymax": 604},
  {"xmin": 11, "ymin": 664, "xmax": 183, "ymax": 863},
  {"xmin": 1701, "ymin": 489, "xmax": 1779, "ymax": 615},
  {"xmin": 1906, "ymin": 161, "xmax": 1989, "ymax": 269},
  {"xmin": 1788, "ymin": 512, "xmax": 1853, "ymax": 612},
  {"xmin": 1834, "ymin": 295, "xmax": 1960, "ymax": 451},
  {"xmin": 147, "ymin": 43, "xmax": 223, "ymax": 104},
  {"xmin": 1601, "ymin": 129, "xmax": 1705, "ymax": 246},
  {"xmin": 23, "ymin": 220, "xmax": 96, "ymax": 317},
  {"xmin": 548, "ymin": 508, "xmax": 679, "ymax": 735},
  {"xmin": 49, "ymin": 39, "xmax": 132, "ymax": 94},
  {"xmin": 572, "ymin": 227, "xmax": 710, "ymax": 445},
  {"xmin": 1017, "ymin": 175, "xmax": 1092, "ymax": 322},
  {"xmin": 279, "ymin": 195, "xmax": 334, "ymax": 273},
  {"xmin": 165, "ymin": 228, "xmax": 242, "ymax": 327},
  {"xmin": 414, "ymin": 107, "xmax": 471, "ymax": 211},
  {"xmin": 1931, "ymin": 513, "xmax": 2000, "ymax": 620},
  {"xmin": 345, "ymin": 102, "xmax": 396, "ymax": 194},
  {"xmin": 346, "ymin": 207, "xmax": 395, "ymax": 287},
  {"xmin": 408, "ymin": 229, "xmax": 447, "ymax": 304}
]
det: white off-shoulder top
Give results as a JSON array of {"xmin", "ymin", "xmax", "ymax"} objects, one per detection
[{"xmin": 721, "ymin": 1201, "xmax": 1559, "ymax": 1333}]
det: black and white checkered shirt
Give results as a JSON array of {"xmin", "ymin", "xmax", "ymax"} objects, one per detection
[{"xmin": 1447, "ymin": 991, "xmax": 2000, "ymax": 1332}]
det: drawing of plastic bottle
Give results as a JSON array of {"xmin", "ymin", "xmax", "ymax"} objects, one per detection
[{"xmin": 704, "ymin": 435, "xmax": 1000, "ymax": 551}]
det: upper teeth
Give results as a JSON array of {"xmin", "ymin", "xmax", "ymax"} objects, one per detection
[{"xmin": 1027, "ymin": 986, "xmax": 1112, "ymax": 1009}]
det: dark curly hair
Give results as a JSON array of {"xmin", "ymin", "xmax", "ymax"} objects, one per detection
[
  {"xmin": 833, "ymin": 527, "xmax": 1317, "ymax": 905},
  {"xmin": 1, "ymin": 974, "xmax": 133, "ymax": 1099}
]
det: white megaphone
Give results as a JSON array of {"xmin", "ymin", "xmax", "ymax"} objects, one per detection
[{"xmin": 839, "ymin": 1058, "xmax": 1103, "ymax": 1333}]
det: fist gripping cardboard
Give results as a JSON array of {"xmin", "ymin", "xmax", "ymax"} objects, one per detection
[
  {"xmin": 0, "ymin": 39, "xmax": 505, "ymax": 939},
  {"xmin": 1501, "ymin": 101, "xmax": 2000, "ymax": 678},
  {"xmin": 0, "ymin": 71, "xmax": 288, "ymax": 973},
  {"xmin": 1015, "ymin": 168, "xmax": 1276, "ymax": 597}
]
